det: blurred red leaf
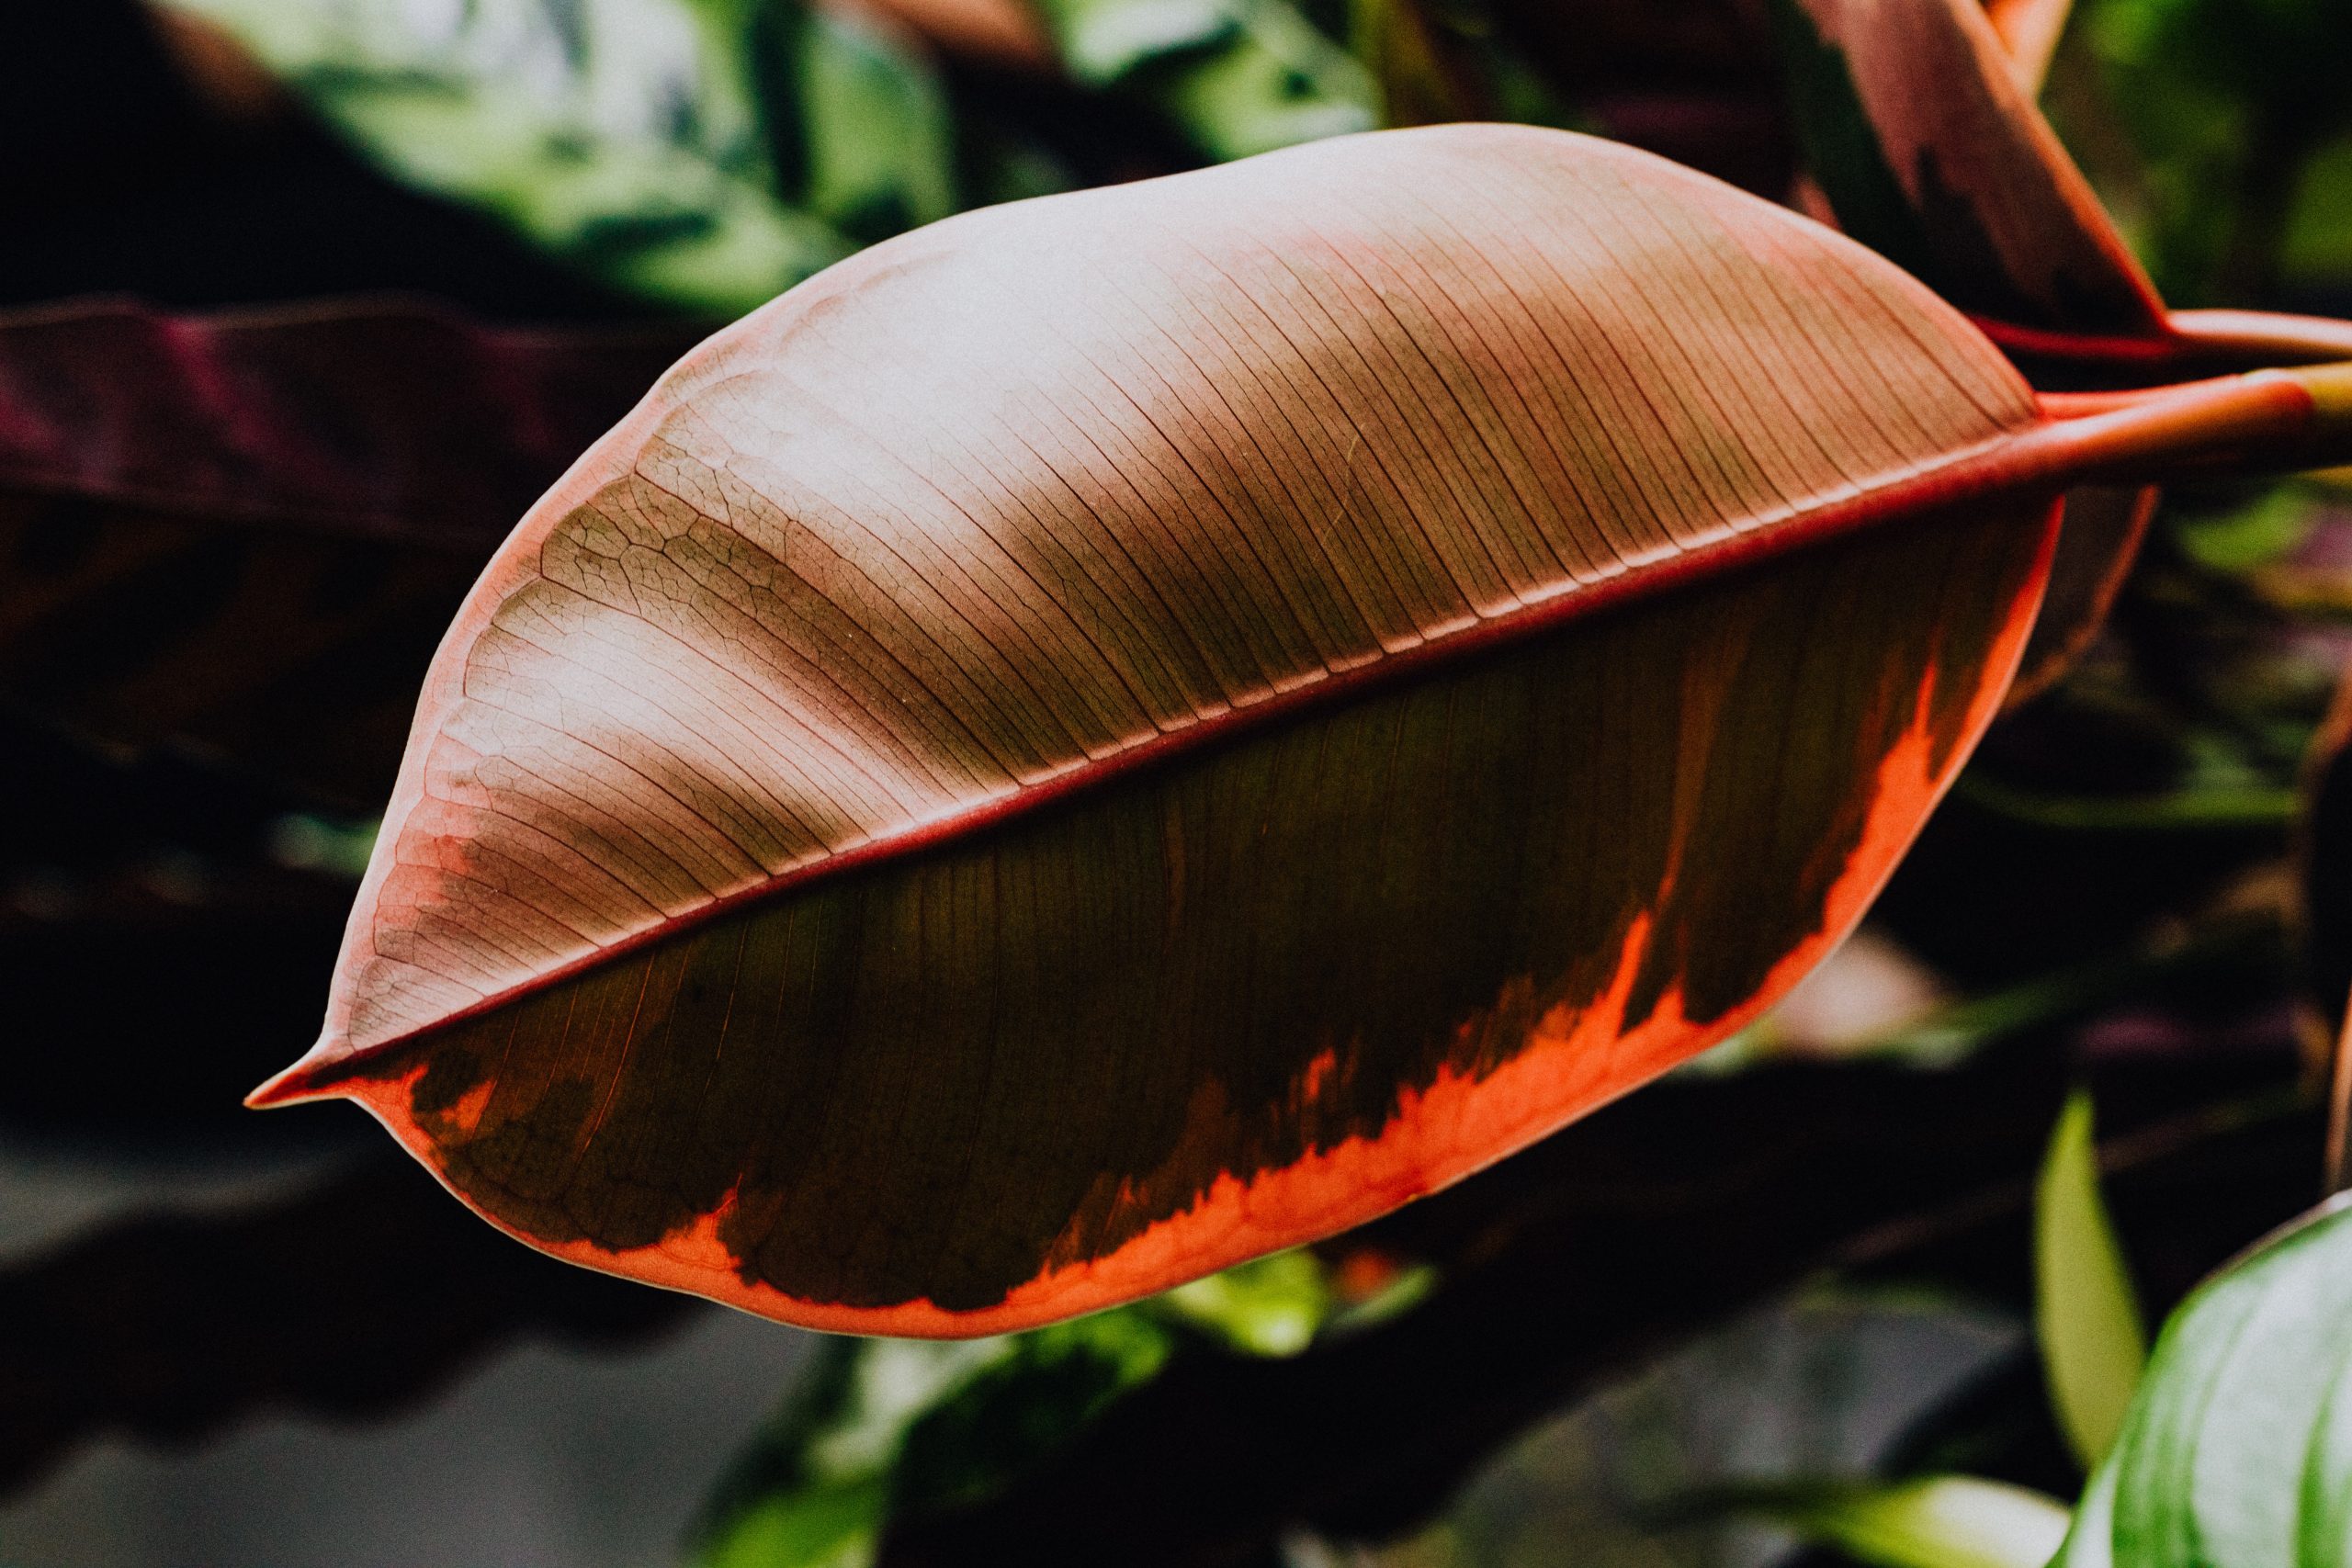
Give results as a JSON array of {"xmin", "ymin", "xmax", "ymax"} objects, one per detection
[{"xmin": 0, "ymin": 299, "xmax": 691, "ymax": 804}]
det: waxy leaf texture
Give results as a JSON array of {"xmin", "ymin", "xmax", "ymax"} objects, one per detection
[{"xmin": 261, "ymin": 125, "xmax": 2063, "ymax": 1334}]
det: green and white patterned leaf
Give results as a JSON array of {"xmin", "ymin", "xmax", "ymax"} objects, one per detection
[{"xmin": 2054, "ymin": 1195, "xmax": 2352, "ymax": 1568}]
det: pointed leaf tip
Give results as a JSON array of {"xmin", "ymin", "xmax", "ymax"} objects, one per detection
[{"xmin": 244, "ymin": 1050, "xmax": 342, "ymax": 1110}]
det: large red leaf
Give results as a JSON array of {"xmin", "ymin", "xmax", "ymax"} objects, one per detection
[
  {"xmin": 249, "ymin": 124, "xmax": 2206, "ymax": 1335},
  {"xmin": 1773, "ymin": 0, "xmax": 2352, "ymax": 705},
  {"xmin": 0, "ymin": 300, "xmax": 689, "ymax": 804},
  {"xmin": 1778, "ymin": 0, "xmax": 2352, "ymax": 371}
]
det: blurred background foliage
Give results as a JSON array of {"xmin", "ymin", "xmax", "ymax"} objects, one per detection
[
  {"xmin": 135, "ymin": 0, "xmax": 2352, "ymax": 318},
  {"xmin": 4, "ymin": 0, "xmax": 2352, "ymax": 1564},
  {"xmin": 149, "ymin": 0, "xmax": 1386, "ymax": 315},
  {"xmin": 2059, "ymin": 0, "xmax": 2352, "ymax": 308}
]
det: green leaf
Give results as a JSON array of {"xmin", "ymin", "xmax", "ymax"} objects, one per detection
[
  {"xmin": 2279, "ymin": 134, "xmax": 2352, "ymax": 295},
  {"xmin": 2174, "ymin": 485, "xmax": 2322, "ymax": 574},
  {"xmin": 2035, "ymin": 1090, "xmax": 2150, "ymax": 1471},
  {"xmin": 694, "ymin": 1251, "xmax": 1348, "ymax": 1566},
  {"xmin": 1767, "ymin": 1476, "xmax": 2074, "ymax": 1568},
  {"xmin": 785, "ymin": 7, "xmax": 956, "ymax": 243},
  {"xmin": 1027, "ymin": 0, "xmax": 1377, "ymax": 158},
  {"xmin": 1158, "ymin": 1249, "xmax": 1333, "ymax": 1355},
  {"xmin": 156, "ymin": 0, "xmax": 956, "ymax": 315},
  {"xmin": 695, "ymin": 1335, "xmax": 1037, "ymax": 1568},
  {"xmin": 2075, "ymin": 0, "xmax": 2352, "ymax": 305},
  {"xmin": 2054, "ymin": 1195, "xmax": 2352, "ymax": 1568}
]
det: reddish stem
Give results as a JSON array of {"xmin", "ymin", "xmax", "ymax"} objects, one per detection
[
  {"xmin": 2030, "ymin": 367, "xmax": 2352, "ymax": 478},
  {"xmin": 1976, "ymin": 318, "xmax": 2180, "ymax": 367},
  {"xmin": 1980, "ymin": 309, "xmax": 2352, "ymax": 376},
  {"xmin": 2040, "ymin": 389, "xmax": 2153, "ymax": 419},
  {"xmin": 2168, "ymin": 310, "xmax": 2352, "ymax": 367}
]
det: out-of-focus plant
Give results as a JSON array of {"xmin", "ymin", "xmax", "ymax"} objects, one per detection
[
  {"xmin": 2034, "ymin": 1089, "xmax": 2148, "ymax": 1471},
  {"xmin": 2070, "ymin": 0, "xmax": 2352, "ymax": 305},
  {"xmin": 153, "ymin": 0, "xmax": 956, "ymax": 313},
  {"xmin": 153, "ymin": 0, "xmax": 1389, "ymax": 314},
  {"xmin": 2053, "ymin": 1193, "xmax": 2352, "ymax": 1567},
  {"xmin": 1753, "ymin": 1091, "xmax": 2343, "ymax": 1568},
  {"xmin": 1024, "ymin": 0, "xmax": 1375, "ymax": 158},
  {"xmin": 689, "ymin": 1250, "xmax": 1370, "ymax": 1568},
  {"xmin": 1758, "ymin": 1476, "xmax": 2074, "ymax": 1568}
]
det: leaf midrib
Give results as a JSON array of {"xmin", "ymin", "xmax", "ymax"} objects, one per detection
[{"xmin": 269, "ymin": 404, "xmax": 2101, "ymax": 1091}]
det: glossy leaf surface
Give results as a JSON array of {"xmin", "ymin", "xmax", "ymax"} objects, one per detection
[
  {"xmin": 264, "ymin": 125, "xmax": 2062, "ymax": 1334},
  {"xmin": 2054, "ymin": 1196, "xmax": 2352, "ymax": 1568},
  {"xmin": 0, "ymin": 300, "xmax": 685, "ymax": 805}
]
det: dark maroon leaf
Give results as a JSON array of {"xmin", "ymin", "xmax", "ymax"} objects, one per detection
[{"xmin": 0, "ymin": 300, "xmax": 691, "ymax": 805}]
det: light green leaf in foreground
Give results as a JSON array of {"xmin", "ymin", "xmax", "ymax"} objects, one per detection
[
  {"xmin": 1767, "ymin": 1476, "xmax": 2074, "ymax": 1568},
  {"xmin": 2035, "ymin": 1090, "xmax": 2150, "ymax": 1472},
  {"xmin": 1159, "ymin": 1246, "xmax": 1334, "ymax": 1354}
]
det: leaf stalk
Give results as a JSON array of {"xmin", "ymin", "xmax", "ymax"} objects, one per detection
[
  {"xmin": 2030, "ymin": 365, "xmax": 2352, "ymax": 484},
  {"xmin": 1981, "ymin": 310, "xmax": 2352, "ymax": 374}
]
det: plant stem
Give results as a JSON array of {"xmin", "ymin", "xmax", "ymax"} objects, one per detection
[
  {"xmin": 2168, "ymin": 311, "xmax": 2352, "ymax": 367},
  {"xmin": 1980, "ymin": 310, "xmax": 2352, "ymax": 378},
  {"xmin": 2030, "ymin": 364, "xmax": 2352, "ymax": 483}
]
